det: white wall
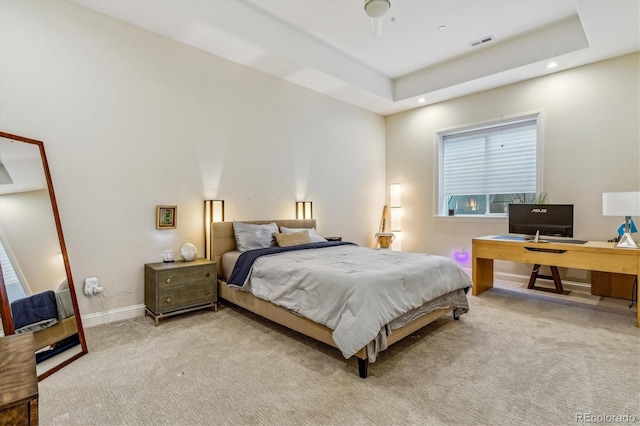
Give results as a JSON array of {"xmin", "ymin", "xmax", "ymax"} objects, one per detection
[
  {"xmin": 0, "ymin": 1, "xmax": 385, "ymax": 319},
  {"xmin": 386, "ymin": 53, "xmax": 640, "ymax": 281}
]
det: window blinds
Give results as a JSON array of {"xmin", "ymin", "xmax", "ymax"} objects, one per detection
[
  {"xmin": 443, "ymin": 117, "xmax": 537, "ymax": 196},
  {"xmin": 0, "ymin": 240, "xmax": 27, "ymax": 302}
]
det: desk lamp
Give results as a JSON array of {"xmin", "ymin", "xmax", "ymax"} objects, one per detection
[{"xmin": 602, "ymin": 191, "xmax": 640, "ymax": 248}]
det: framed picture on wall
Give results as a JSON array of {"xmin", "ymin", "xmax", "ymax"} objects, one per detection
[{"xmin": 156, "ymin": 205, "xmax": 177, "ymax": 229}]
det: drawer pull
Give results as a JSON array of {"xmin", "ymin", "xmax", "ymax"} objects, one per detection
[
  {"xmin": 205, "ymin": 273, "xmax": 210, "ymax": 278},
  {"xmin": 524, "ymin": 247, "xmax": 567, "ymax": 254},
  {"xmin": 205, "ymin": 291, "xmax": 210, "ymax": 296},
  {"xmin": 166, "ymin": 278, "xmax": 171, "ymax": 283},
  {"xmin": 166, "ymin": 297, "xmax": 172, "ymax": 303}
]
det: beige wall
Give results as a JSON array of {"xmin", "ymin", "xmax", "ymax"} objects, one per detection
[
  {"xmin": 0, "ymin": 1, "xmax": 385, "ymax": 320},
  {"xmin": 2, "ymin": 1, "xmax": 637, "ymax": 323},
  {"xmin": 0, "ymin": 190, "xmax": 67, "ymax": 295},
  {"xmin": 386, "ymin": 53, "xmax": 640, "ymax": 281}
]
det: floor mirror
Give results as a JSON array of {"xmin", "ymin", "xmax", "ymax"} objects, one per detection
[{"xmin": 0, "ymin": 131, "xmax": 87, "ymax": 380}]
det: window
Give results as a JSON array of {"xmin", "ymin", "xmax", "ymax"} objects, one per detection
[
  {"xmin": 439, "ymin": 115, "xmax": 539, "ymax": 216},
  {"xmin": 0, "ymin": 239, "xmax": 27, "ymax": 302}
]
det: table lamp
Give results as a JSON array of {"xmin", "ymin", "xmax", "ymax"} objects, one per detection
[{"xmin": 602, "ymin": 191, "xmax": 640, "ymax": 248}]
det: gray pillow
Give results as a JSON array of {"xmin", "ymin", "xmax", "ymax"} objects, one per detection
[
  {"xmin": 279, "ymin": 226, "xmax": 328, "ymax": 243},
  {"xmin": 233, "ymin": 221, "xmax": 279, "ymax": 252}
]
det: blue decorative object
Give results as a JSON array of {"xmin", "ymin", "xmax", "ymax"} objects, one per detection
[{"xmin": 618, "ymin": 216, "xmax": 638, "ymax": 236}]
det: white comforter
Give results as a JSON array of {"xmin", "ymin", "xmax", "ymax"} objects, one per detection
[{"xmin": 239, "ymin": 245, "xmax": 473, "ymax": 359}]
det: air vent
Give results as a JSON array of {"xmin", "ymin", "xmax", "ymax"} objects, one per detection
[{"xmin": 469, "ymin": 35, "xmax": 494, "ymax": 47}]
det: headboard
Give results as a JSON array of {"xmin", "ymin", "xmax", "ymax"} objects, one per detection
[{"xmin": 211, "ymin": 219, "xmax": 317, "ymax": 270}]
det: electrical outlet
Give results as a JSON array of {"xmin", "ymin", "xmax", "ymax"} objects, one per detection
[{"xmin": 84, "ymin": 277, "xmax": 103, "ymax": 296}]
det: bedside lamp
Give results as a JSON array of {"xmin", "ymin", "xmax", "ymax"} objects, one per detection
[
  {"xmin": 296, "ymin": 201, "xmax": 313, "ymax": 219},
  {"xmin": 602, "ymin": 192, "xmax": 640, "ymax": 248},
  {"xmin": 204, "ymin": 200, "xmax": 225, "ymax": 260},
  {"xmin": 390, "ymin": 183, "xmax": 402, "ymax": 232}
]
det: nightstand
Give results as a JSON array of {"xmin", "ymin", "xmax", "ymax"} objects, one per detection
[
  {"xmin": 144, "ymin": 259, "xmax": 217, "ymax": 326},
  {"xmin": 325, "ymin": 237, "xmax": 342, "ymax": 242}
]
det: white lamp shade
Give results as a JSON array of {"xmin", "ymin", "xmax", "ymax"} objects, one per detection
[
  {"xmin": 390, "ymin": 183, "xmax": 401, "ymax": 207},
  {"xmin": 390, "ymin": 207, "xmax": 402, "ymax": 232},
  {"xmin": 602, "ymin": 192, "xmax": 640, "ymax": 216}
]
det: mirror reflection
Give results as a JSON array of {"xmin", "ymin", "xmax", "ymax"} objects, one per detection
[{"xmin": 0, "ymin": 132, "xmax": 87, "ymax": 380}]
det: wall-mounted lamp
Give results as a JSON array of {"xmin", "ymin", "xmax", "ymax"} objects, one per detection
[
  {"xmin": 603, "ymin": 191, "xmax": 640, "ymax": 248},
  {"xmin": 204, "ymin": 200, "xmax": 225, "ymax": 260},
  {"xmin": 390, "ymin": 183, "xmax": 402, "ymax": 232},
  {"xmin": 296, "ymin": 201, "xmax": 313, "ymax": 219}
]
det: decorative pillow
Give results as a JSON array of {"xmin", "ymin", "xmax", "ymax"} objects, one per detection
[
  {"xmin": 273, "ymin": 231, "xmax": 312, "ymax": 247},
  {"xmin": 279, "ymin": 226, "xmax": 328, "ymax": 243},
  {"xmin": 233, "ymin": 221, "xmax": 279, "ymax": 252}
]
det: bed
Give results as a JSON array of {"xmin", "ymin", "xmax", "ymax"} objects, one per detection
[
  {"xmin": 212, "ymin": 219, "xmax": 472, "ymax": 378},
  {"xmin": 10, "ymin": 284, "xmax": 78, "ymax": 352}
]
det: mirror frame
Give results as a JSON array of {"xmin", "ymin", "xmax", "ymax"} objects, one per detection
[{"xmin": 0, "ymin": 131, "xmax": 87, "ymax": 380}]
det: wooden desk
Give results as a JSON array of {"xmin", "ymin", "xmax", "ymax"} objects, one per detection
[
  {"xmin": 0, "ymin": 333, "xmax": 39, "ymax": 425},
  {"xmin": 472, "ymin": 235, "xmax": 640, "ymax": 327}
]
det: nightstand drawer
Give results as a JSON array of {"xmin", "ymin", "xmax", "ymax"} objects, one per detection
[
  {"xmin": 158, "ymin": 283, "xmax": 215, "ymax": 312},
  {"xmin": 157, "ymin": 264, "xmax": 215, "ymax": 289}
]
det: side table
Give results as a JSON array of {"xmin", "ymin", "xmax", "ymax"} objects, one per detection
[{"xmin": 0, "ymin": 333, "xmax": 39, "ymax": 425}]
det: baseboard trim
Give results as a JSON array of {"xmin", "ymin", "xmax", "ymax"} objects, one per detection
[
  {"xmin": 79, "ymin": 270, "xmax": 590, "ymax": 328},
  {"xmin": 81, "ymin": 304, "xmax": 146, "ymax": 328}
]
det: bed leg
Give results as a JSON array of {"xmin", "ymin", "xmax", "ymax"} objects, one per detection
[
  {"xmin": 357, "ymin": 357, "xmax": 369, "ymax": 378},
  {"xmin": 453, "ymin": 308, "xmax": 460, "ymax": 320}
]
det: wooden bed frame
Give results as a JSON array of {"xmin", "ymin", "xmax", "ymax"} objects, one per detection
[
  {"xmin": 211, "ymin": 219, "xmax": 457, "ymax": 378},
  {"xmin": 32, "ymin": 316, "xmax": 78, "ymax": 352}
]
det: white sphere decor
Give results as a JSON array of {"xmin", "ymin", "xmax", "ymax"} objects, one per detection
[{"xmin": 180, "ymin": 243, "xmax": 198, "ymax": 261}]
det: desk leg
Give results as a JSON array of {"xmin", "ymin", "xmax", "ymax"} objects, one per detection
[
  {"xmin": 472, "ymin": 257, "xmax": 494, "ymax": 295},
  {"xmin": 636, "ymin": 276, "xmax": 640, "ymax": 328}
]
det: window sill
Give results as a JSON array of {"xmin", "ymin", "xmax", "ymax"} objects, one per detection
[{"xmin": 434, "ymin": 215, "xmax": 507, "ymax": 223}]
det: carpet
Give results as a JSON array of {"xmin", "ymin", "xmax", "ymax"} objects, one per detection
[{"xmin": 38, "ymin": 285, "xmax": 639, "ymax": 425}]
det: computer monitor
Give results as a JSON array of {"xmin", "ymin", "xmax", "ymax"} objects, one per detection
[{"xmin": 508, "ymin": 204, "xmax": 574, "ymax": 238}]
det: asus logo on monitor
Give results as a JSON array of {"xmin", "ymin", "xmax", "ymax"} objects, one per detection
[{"xmin": 531, "ymin": 208, "xmax": 547, "ymax": 213}]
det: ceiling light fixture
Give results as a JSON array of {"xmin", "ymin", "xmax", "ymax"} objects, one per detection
[
  {"xmin": 547, "ymin": 61, "xmax": 558, "ymax": 69},
  {"xmin": 418, "ymin": 98, "xmax": 426, "ymax": 103},
  {"xmin": 364, "ymin": 0, "xmax": 390, "ymax": 36},
  {"xmin": 364, "ymin": 0, "xmax": 390, "ymax": 18}
]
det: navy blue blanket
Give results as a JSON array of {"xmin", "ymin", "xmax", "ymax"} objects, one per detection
[
  {"xmin": 36, "ymin": 334, "xmax": 80, "ymax": 363},
  {"xmin": 11, "ymin": 290, "xmax": 59, "ymax": 331},
  {"xmin": 228, "ymin": 241, "xmax": 355, "ymax": 287}
]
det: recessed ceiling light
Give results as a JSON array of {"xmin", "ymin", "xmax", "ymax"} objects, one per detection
[
  {"xmin": 418, "ymin": 98, "xmax": 426, "ymax": 103},
  {"xmin": 438, "ymin": 25, "xmax": 447, "ymax": 31},
  {"xmin": 547, "ymin": 61, "xmax": 558, "ymax": 69}
]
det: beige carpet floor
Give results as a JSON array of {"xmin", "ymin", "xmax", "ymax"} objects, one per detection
[{"xmin": 38, "ymin": 283, "xmax": 639, "ymax": 426}]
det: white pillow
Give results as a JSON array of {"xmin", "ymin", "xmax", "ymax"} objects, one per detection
[
  {"xmin": 233, "ymin": 221, "xmax": 279, "ymax": 252},
  {"xmin": 279, "ymin": 226, "xmax": 328, "ymax": 243}
]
